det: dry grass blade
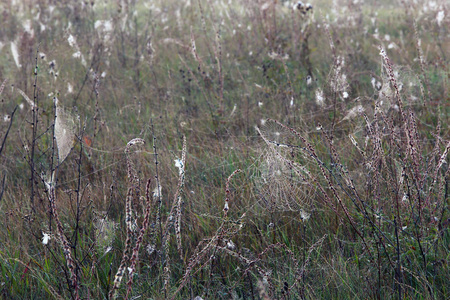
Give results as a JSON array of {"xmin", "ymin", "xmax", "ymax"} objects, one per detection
[
  {"xmin": 0, "ymin": 79, "xmax": 6, "ymax": 95},
  {"xmin": 18, "ymin": 88, "xmax": 35, "ymax": 109},
  {"xmin": 10, "ymin": 41, "xmax": 21, "ymax": 68}
]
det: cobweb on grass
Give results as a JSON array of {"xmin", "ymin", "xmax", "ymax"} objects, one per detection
[
  {"xmin": 55, "ymin": 99, "xmax": 77, "ymax": 164},
  {"xmin": 253, "ymin": 120, "xmax": 316, "ymax": 212},
  {"xmin": 394, "ymin": 66, "xmax": 423, "ymax": 104},
  {"xmin": 378, "ymin": 62, "xmax": 423, "ymax": 113}
]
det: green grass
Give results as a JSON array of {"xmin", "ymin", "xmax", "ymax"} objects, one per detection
[{"xmin": 0, "ymin": 0, "xmax": 448, "ymax": 299}]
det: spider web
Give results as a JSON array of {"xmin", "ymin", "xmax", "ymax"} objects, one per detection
[
  {"xmin": 55, "ymin": 105, "xmax": 77, "ymax": 164},
  {"xmin": 378, "ymin": 62, "xmax": 423, "ymax": 113},
  {"xmin": 254, "ymin": 120, "xmax": 316, "ymax": 212}
]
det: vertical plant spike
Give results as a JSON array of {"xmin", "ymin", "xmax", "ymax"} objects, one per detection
[
  {"xmin": 323, "ymin": 22, "xmax": 336, "ymax": 61},
  {"xmin": 223, "ymin": 169, "xmax": 241, "ymax": 218},
  {"xmin": 379, "ymin": 47, "xmax": 406, "ymax": 124},
  {"xmin": 125, "ymin": 138, "xmax": 145, "ymax": 189},
  {"xmin": 162, "ymin": 256, "xmax": 171, "ymax": 298},
  {"xmin": 215, "ymin": 28, "xmax": 223, "ymax": 108},
  {"xmin": 413, "ymin": 21, "xmax": 432, "ymax": 103},
  {"xmin": 175, "ymin": 135, "xmax": 187, "ymax": 258},
  {"xmin": 196, "ymin": 0, "xmax": 214, "ymax": 63},
  {"xmin": 47, "ymin": 184, "xmax": 79, "ymax": 300},
  {"xmin": 190, "ymin": 30, "xmax": 204, "ymax": 75},
  {"xmin": 405, "ymin": 109, "xmax": 423, "ymax": 188},
  {"xmin": 151, "ymin": 121, "xmax": 163, "ymax": 242},
  {"xmin": 433, "ymin": 142, "xmax": 450, "ymax": 186},
  {"xmin": 280, "ymin": 58, "xmax": 295, "ymax": 118},
  {"xmin": 0, "ymin": 79, "xmax": 6, "ymax": 95},
  {"xmin": 162, "ymin": 135, "xmax": 187, "ymax": 295},
  {"xmin": 110, "ymin": 188, "xmax": 134, "ymax": 299},
  {"xmin": 110, "ymin": 138, "xmax": 145, "ymax": 299},
  {"xmin": 126, "ymin": 178, "xmax": 152, "ymax": 299},
  {"xmin": 29, "ymin": 46, "xmax": 40, "ymax": 214}
]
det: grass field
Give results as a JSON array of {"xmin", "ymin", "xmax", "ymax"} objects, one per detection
[{"xmin": 0, "ymin": 0, "xmax": 449, "ymax": 299}]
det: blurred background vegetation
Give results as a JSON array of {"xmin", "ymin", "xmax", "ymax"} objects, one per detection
[{"xmin": 0, "ymin": 0, "xmax": 448, "ymax": 299}]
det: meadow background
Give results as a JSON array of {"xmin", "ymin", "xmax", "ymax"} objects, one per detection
[{"xmin": 0, "ymin": 0, "xmax": 449, "ymax": 299}]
